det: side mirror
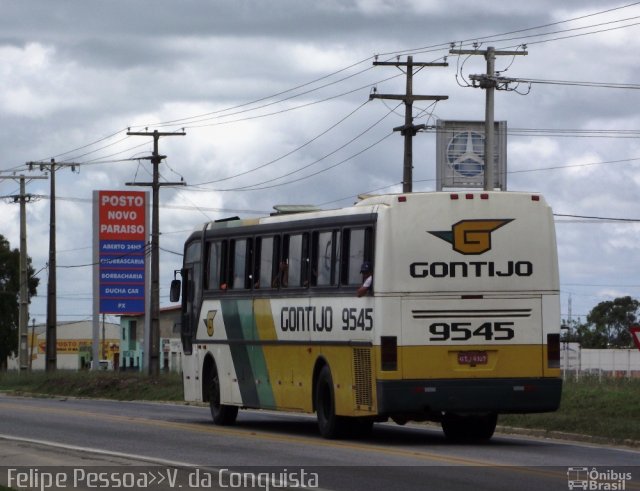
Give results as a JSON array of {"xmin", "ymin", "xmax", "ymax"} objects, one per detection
[{"xmin": 170, "ymin": 279, "xmax": 181, "ymax": 302}]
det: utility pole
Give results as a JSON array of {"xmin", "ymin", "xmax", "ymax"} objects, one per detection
[
  {"xmin": 370, "ymin": 56, "xmax": 448, "ymax": 192},
  {"xmin": 18, "ymin": 178, "xmax": 30, "ymax": 370},
  {"xmin": 27, "ymin": 159, "xmax": 81, "ymax": 371},
  {"xmin": 0, "ymin": 173, "xmax": 47, "ymax": 371},
  {"xmin": 101, "ymin": 313, "xmax": 106, "ymax": 360},
  {"xmin": 449, "ymin": 46, "xmax": 527, "ymax": 190},
  {"xmin": 30, "ymin": 318, "xmax": 36, "ymax": 370},
  {"xmin": 126, "ymin": 129, "xmax": 185, "ymax": 377}
]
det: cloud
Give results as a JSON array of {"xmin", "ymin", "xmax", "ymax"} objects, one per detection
[{"xmin": 2, "ymin": 1, "xmax": 640, "ymax": 324}]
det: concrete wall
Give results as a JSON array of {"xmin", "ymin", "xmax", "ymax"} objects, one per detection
[{"xmin": 562, "ymin": 343, "xmax": 640, "ymax": 377}]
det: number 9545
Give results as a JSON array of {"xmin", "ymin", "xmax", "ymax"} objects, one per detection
[
  {"xmin": 428, "ymin": 322, "xmax": 514, "ymax": 341},
  {"xmin": 342, "ymin": 308, "xmax": 373, "ymax": 331}
]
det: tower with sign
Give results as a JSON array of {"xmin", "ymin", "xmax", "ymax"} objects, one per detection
[{"xmin": 436, "ymin": 120, "xmax": 507, "ymax": 191}]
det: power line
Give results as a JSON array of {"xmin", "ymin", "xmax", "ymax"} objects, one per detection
[
  {"xmin": 179, "ymin": 73, "xmax": 404, "ymax": 130},
  {"xmin": 2, "ymin": 2, "xmax": 636, "ymax": 175},
  {"xmin": 509, "ymin": 77, "xmax": 640, "ymax": 90},
  {"xmin": 554, "ymin": 213, "xmax": 640, "ymax": 222},
  {"xmin": 230, "ymin": 132, "xmax": 395, "ymax": 192},
  {"xmin": 192, "ymin": 99, "xmax": 372, "ymax": 186},
  {"xmin": 141, "ymin": 56, "xmax": 377, "ymax": 129},
  {"xmin": 185, "ymin": 105, "xmax": 400, "ymax": 192},
  {"xmin": 389, "ymin": 2, "xmax": 640, "ymax": 58},
  {"xmin": 125, "ymin": 3, "xmax": 640, "ymax": 133},
  {"xmin": 321, "ymin": 154, "xmax": 640, "ymax": 207},
  {"xmin": 6, "ymin": 5, "xmax": 639, "ymax": 174}
]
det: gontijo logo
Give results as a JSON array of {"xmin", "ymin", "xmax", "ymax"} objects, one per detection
[{"xmin": 429, "ymin": 219, "xmax": 513, "ymax": 255}]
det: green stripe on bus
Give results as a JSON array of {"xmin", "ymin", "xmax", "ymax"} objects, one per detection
[{"xmin": 221, "ymin": 299, "xmax": 275, "ymax": 409}]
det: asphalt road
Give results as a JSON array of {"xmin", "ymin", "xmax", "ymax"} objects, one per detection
[{"xmin": 0, "ymin": 394, "xmax": 638, "ymax": 491}]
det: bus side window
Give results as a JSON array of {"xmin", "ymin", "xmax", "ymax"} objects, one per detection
[
  {"xmin": 254, "ymin": 237, "xmax": 262, "ymax": 288},
  {"xmin": 258, "ymin": 236, "xmax": 278, "ymax": 289},
  {"xmin": 206, "ymin": 241, "xmax": 220, "ymax": 290},
  {"xmin": 342, "ymin": 227, "xmax": 372, "ymax": 286},
  {"xmin": 245, "ymin": 238, "xmax": 254, "ymax": 289},
  {"xmin": 273, "ymin": 235, "xmax": 290, "ymax": 288},
  {"xmin": 206, "ymin": 240, "xmax": 230, "ymax": 290},
  {"xmin": 287, "ymin": 233, "xmax": 309, "ymax": 288},
  {"xmin": 313, "ymin": 230, "xmax": 339, "ymax": 287},
  {"xmin": 301, "ymin": 232, "xmax": 310, "ymax": 287},
  {"xmin": 231, "ymin": 238, "xmax": 253, "ymax": 290}
]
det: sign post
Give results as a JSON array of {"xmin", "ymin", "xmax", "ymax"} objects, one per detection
[{"xmin": 93, "ymin": 190, "xmax": 148, "ymax": 369}]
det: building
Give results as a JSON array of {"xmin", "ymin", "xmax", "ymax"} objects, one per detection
[
  {"xmin": 119, "ymin": 306, "xmax": 182, "ymax": 373},
  {"xmin": 7, "ymin": 319, "xmax": 120, "ymax": 370}
]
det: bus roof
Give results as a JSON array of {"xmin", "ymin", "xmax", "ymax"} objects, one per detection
[{"xmin": 190, "ymin": 191, "xmax": 549, "ymax": 235}]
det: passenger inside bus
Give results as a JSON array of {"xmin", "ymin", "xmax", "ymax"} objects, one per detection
[
  {"xmin": 272, "ymin": 260, "xmax": 289, "ymax": 288},
  {"xmin": 357, "ymin": 261, "xmax": 373, "ymax": 297}
]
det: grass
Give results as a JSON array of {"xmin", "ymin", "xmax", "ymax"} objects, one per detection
[
  {"xmin": 0, "ymin": 370, "xmax": 183, "ymax": 401},
  {"xmin": 0, "ymin": 371, "xmax": 638, "ymax": 445},
  {"xmin": 500, "ymin": 375, "xmax": 640, "ymax": 445}
]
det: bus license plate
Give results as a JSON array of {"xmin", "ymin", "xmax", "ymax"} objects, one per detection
[{"xmin": 458, "ymin": 351, "xmax": 488, "ymax": 365}]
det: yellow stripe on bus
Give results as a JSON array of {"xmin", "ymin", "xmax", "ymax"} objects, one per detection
[{"xmin": 378, "ymin": 344, "xmax": 548, "ymax": 380}]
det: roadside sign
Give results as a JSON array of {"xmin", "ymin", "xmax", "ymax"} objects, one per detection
[
  {"xmin": 94, "ymin": 190, "xmax": 148, "ymax": 314},
  {"xmin": 631, "ymin": 325, "xmax": 640, "ymax": 351}
]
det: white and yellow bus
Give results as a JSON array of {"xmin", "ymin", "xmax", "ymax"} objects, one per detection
[{"xmin": 170, "ymin": 191, "xmax": 562, "ymax": 440}]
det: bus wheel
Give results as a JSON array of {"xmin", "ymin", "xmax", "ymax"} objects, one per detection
[
  {"xmin": 209, "ymin": 368, "xmax": 238, "ymax": 426},
  {"xmin": 315, "ymin": 366, "xmax": 346, "ymax": 439},
  {"xmin": 441, "ymin": 413, "xmax": 497, "ymax": 442}
]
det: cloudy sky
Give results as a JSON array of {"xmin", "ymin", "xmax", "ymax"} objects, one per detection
[{"xmin": 2, "ymin": 0, "xmax": 640, "ymax": 327}]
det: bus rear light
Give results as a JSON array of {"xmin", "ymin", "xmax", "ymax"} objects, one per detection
[
  {"xmin": 413, "ymin": 386, "xmax": 436, "ymax": 394},
  {"xmin": 513, "ymin": 385, "xmax": 537, "ymax": 392},
  {"xmin": 531, "ymin": 195, "xmax": 540, "ymax": 202},
  {"xmin": 398, "ymin": 196, "xmax": 407, "ymax": 202},
  {"xmin": 480, "ymin": 193, "xmax": 489, "ymax": 200},
  {"xmin": 547, "ymin": 333, "xmax": 561, "ymax": 368},
  {"xmin": 465, "ymin": 194, "xmax": 474, "ymax": 200},
  {"xmin": 381, "ymin": 336, "xmax": 397, "ymax": 371},
  {"xmin": 450, "ymin": 194, "xmax": 459, "ymax": 200}
]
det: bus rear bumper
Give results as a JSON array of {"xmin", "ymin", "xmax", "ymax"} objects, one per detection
[{"xmin": 376, "ymin": 377, "xmax": 562, "ymax": 416}]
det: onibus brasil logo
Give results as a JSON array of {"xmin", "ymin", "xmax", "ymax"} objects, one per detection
[
  {"xmin": 429, "ymin": 219, "xmax": 513, "ymax": 255},
  {"xmin": 567, "ymin": 467, "xmax": 632, "ymax": 490}
]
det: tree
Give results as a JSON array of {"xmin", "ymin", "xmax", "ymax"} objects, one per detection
[
  {"xmin": 579, "ymin": 296, "xmax": 639, "ymax": 349},
  {"xmin": 0, "ymin": 234, "xmax": 39, "ymax": 370}
]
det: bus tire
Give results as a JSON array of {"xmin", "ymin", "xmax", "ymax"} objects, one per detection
[
  {"xmin": 441, "ymin": 413, "xmax": 497, "ymax": 442},
  {"xmin": 209, "ymin": 367, "xmax": 238, "ymax": 426},
  {"xmin": 315, "ymin": 366, "xmax": 347, "ymax": 439}
]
